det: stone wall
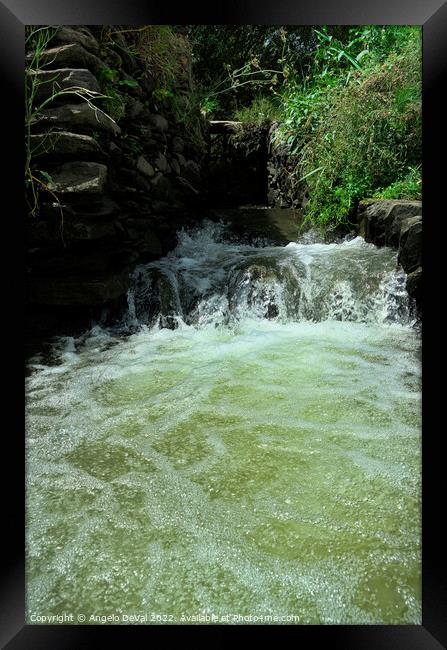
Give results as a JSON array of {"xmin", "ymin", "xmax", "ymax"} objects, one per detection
[{"xmin": 26, "ymin": 25, "xmax": 207, "ymax": 341}]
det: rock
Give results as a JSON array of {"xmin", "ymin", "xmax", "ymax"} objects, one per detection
[
  {"xmin": 53, "ymin": 26, "xmax": 99, "ymax": 54},
  {"xmin": 126, "ymin": 99, "xmax": 144, "ymax": 120},
  {"xmin": 139, "ymin": 230, "xmax": 163, "ymax": 258},
  {"xmin": 27, "ymin": 68, "xmax": 101, "ymax": 104},
  {"xmin": 68, "ymin": 221, "xmax": 116, "ymax": 240},
  {"xmin": 150, "ymin": 174, "xmax": 173, "ymax": 201},
  {"xmin": 151, "ymin": 200, "xmax": 171, "ymax": 213},
  {"xmin": 74, "ymin": 199, "xmax": 120, "ymax": 219},
  {"xmin": 175, "ymin": 153, "xmax": 186, "ymax": 166},
  {"xmin": 108, "ymin": 142, "xmax": 123, "ymax": 164},
  {"xmin": 171, "ymin": 158, "xmax": 181, "ymax": 175},
  {"xmin": 35, "ymin": 102, "xmax": 121, "ymax": 136},
  {"xmin": 398, "ymin": 216, "xmax": 422, "ymax": 273},
  {"xmin": 148, "ymin": 114, "xmax": 169, "ymax": 133},
  {"xmin": 51, "ymin": 197, "xmax": 120, "ymax": 220},
  {"xmin": 172, "ymin": 136, "xmax": 184, "ymax": 153},
  {"xmin": 30, "ymin": 131, "xmax": 101, "ymax": 159},
  {"xmin": 28, "ymin": 271, "xmax": 131, "ymax": 306},
  {"xmin": 138, "ymin": 125, "xmax": 152, "ymax": 140},
  {"xmin": 405, "ymin": 266, "xmax": 422, "ymax": 304},
  {"xmin": 26, "ymin": 43, "xmax": 106, "ymax": 75},
  {"xmin": 47, "ymin": 162, "xmax": 108, "ymax": 194},
  {"xmin": 176, "ymin": 176, "xmax": 199, "ymax": 198},
  {"xmin": 136, "ymin": 155, "xmax": 155, "ymax": 178},
  {"xmin": 154, "ymin": 153, "xmax": 168, "ymax": 173},
  {"xmin": 27, "ymin": 245, "xmax": 135, "ymax": 277},
  {"xmin": 118, "ymin": 168, "xmax": 152, "ymax": 192},
  {"xmin": 122, "ymin": 221, "xmax": 162, "ymax": 258},
  {"xmin": 357, "ymin": 200, "xmax": 422, "ymax": 248},
  {"xmin": 182, "ymin": 160, "xmax": 201, "ymax": 185},
  {"xmin": 29, "ymin": 219, "xmax": 116, "ymax": 243}
]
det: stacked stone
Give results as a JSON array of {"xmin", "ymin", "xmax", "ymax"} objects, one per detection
[{"xmin": 26, "ymin": 25, "xmax": 206, "ymax": 325}]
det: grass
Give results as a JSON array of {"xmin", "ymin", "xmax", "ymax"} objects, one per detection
[
  {"xmin": 283, "ymin": 28, "xmax": 422, "ymax": 228},
  {"xmin": 234, "ymin": 96, "xmax": 281, "ymax": 126}
]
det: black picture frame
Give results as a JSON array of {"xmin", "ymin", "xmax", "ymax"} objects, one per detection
[{"xmin": 2, "ymin": 0, "xmax": 445, "ymax": 647}]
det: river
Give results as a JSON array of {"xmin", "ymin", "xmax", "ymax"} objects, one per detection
[{"xmin": 26, "ymin": 220, "xmax": 421, "ymax": 624}]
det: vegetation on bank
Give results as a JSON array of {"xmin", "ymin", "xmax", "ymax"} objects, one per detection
[{"xmin": 189, "ymin": 26, "xmax": 421, "ymax": 228}]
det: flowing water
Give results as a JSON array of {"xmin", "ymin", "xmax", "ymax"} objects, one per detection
[{"xmin": 26, "ymin": 220, "xmax": 421, "ymax": 624}]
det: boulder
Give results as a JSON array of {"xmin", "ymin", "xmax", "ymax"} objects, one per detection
[
  {"xmin": 136, "ymin": 155, "xmax": 155, "ymax": 178},
  {"xmin": 30, "ymin": 131, "xmax": 101, "ymax": 160},
  {"xmin": 35, "ymin": 102, "xmax": 121, "ymax": 136},
  {"xmin": 27, "ymin": 245, "xmax": 136, "ymax": 277},
  {"xmin": 26, "ymin": 43, "xmax": 105, "ymax": 75},
  {"xmin": 398, "ymin": 216, "xmax": 422, "ymax": 273},
  {"xmin": 357, "ymin": 200, "xmax": 422, "ymax": 248},
  {"xmin": 53, "ymin": 26, "xmax": 99, "ymax": 54},
  {"xmin": 27, "ymin": 68, "xmax": 101, "ymax": 104},
  {"xmin": 47, "ymin": 162, "xmax": 108, "ymax": 194}
]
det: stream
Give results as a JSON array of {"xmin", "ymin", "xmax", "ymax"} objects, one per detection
[{"xmin": 26, "ymin": 220, "xmax": 421, "ymax": 624}]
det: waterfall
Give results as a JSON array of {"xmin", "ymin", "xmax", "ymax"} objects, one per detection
[{"xmin": 126, "ymin": 220, "xmax": 416, "ymax": 330}]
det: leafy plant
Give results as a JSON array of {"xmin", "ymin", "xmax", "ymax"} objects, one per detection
[
  {"xmin": 372, "ymin": 166, "xmax": 422, "ymax": 200},
  {"xmin": 234, "ymin": 96, "xmax": 281, "ymax": 125},
  {"xmin": 276, "ymin": 26, "xmax": 422, "ymax": 228}
]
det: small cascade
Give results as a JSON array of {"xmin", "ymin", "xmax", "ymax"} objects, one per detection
[{"xmin": 126, "ymin": 220, "xmax": 416, "ymax": 330}]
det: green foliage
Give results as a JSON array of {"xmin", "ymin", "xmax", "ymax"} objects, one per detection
[
  {"xmin": 278, "ymin": 27, "xmax": 422, "ymax": 228},
  {"xmin": 97, "ymin": 26, "xmax": 202, "ymax": 133},
  {"xmin": 101, "ymin": 84, "xmax": 128, "ymax": 122},
  {"xmin": 97, "ymin": 66, "xmax": 136, "ymax": 122},
  {"xmin": 122, "ymin": 134, "xmax": 144, "ymax": 156},
  {"xmin": 188, "ymin": 26, "xmax": 315, "ymax": 118},
  {"xmin": 234, "ymin": 96, "xmax": 281, "ymax": 125},
  {"xmin": 190, "ymin": 25, "xmax": 421, "ymax": 228},
  {"xmin": 372, "ymin": 166, "xmax": 422, "ymax": 201}
]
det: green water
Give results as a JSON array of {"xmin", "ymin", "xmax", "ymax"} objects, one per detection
[{"xmin": 26, "ymin": 223, "xmax": 421, "ymax": 624}]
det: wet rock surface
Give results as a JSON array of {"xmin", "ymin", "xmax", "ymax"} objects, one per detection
[{"xmin": 356, "ymin": 200, "xmax": 422, "ymax": 313}]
